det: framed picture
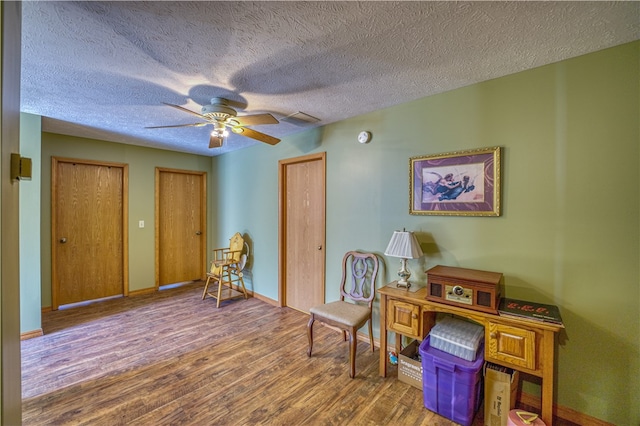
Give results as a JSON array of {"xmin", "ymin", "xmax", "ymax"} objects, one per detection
[{"xmin": 410, "ymin": 146, "xmax": 501, "ymax": 216}]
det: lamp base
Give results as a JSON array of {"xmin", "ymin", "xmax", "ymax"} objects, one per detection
[
  {"xmin": 396, "ymin": 279, "xmax": 411, "ymax": 289},
  {"xmin": 396, "ymin": 258, "xmax": 411, "ymax": 289}
]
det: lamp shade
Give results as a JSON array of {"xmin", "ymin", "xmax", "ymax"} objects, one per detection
[{"xmin": 384, "ymin": 231, "xmax": 423, "ymax": 259}]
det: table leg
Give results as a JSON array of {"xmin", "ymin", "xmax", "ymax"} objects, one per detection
[
  {"xmin": 541, "ymin": 329, "xmax": 555, "ymax": 425},
  {"xmin": 379, "ymin": 293, "xmax": 387, "ymax": 377}
]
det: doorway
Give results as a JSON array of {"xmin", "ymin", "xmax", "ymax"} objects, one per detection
[
  {"xmin": 51, "ymin": 157, "xmax": 129, "ymax": 309},
  {"xmin": 155, "ymin": 168, "xmax": 207, "ymax": 287},
  {"xmin": 278, "ymin": 152, "xmax": 326, "ymax": 313}
]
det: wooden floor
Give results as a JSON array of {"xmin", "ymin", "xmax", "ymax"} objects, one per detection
[{"xmin": 21, "ymin": 283, "xmax": 568, "ymax": 426}]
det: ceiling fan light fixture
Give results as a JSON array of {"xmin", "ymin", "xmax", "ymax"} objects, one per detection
[
  {"xmin": 211, "ymin": 121, "xmax": 228, "ymax": 138},
  {"xmin": 211, "ymin": 129, "xmax": 228, "ymax": 138}
]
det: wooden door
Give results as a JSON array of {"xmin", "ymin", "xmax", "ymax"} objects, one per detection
[
  {"xmin": 279, "ymin": 153, "xmax": 326, "ymax": 313},
  {"xmin": 52, "ymin": 158, "xmax": 128, "ymax": 309},
  {"xmin": 156, "ymin": 168, "xmax": 206, "ymax": 287}
]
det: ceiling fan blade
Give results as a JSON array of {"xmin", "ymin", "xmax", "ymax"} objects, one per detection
[
  {"xmin": 233, "ymin": 127, "xmax": 280, "ymax": 145},
  {"xmin": 146, "ymin": 123, "xmax": 208, "ymax": 129},
  {"xmin": 209, "ymin": 134, "xmax": 224, "ymax": 149},
  {"xmin": 163, "ymin": 102, "xmax": 207, "ymax": 119},
  {"xmin": 234, "ymin": 113, "xmax": 279, "ymax": 127}
]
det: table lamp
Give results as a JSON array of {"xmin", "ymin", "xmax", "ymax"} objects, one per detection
[{"xmin": 384, "ymin": 230, "xmax": 423, "ymax": 288}]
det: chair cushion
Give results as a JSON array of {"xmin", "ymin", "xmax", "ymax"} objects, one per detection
[{"xmin": 310, "ymin": 301, "xmax": 370, "ymax": 328}]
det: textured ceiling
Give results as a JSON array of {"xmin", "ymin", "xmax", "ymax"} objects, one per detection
[{"xmin": 21, "ymin": 1, "xmax": 640, "ymax": 156}]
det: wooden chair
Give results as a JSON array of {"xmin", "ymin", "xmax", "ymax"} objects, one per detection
[
  {"xmin": 202, "ymin": 232, "xmax": 248, "ymax": 308},
  {"xmin": 307, "ymin": 251, "xmax": 379, "ymax": 378}
]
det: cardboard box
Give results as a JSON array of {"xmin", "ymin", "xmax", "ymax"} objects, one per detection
[
  {"xmin": 484, "ymin": 362, "xmax": 519, "ymax": 426},
  {"xmin": 398, "ymin": 340, "xmax": 422, "ymax": 389}
]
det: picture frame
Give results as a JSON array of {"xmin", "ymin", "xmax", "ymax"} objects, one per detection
[{"xmin": 409, "ymin": 146, "xmax": 501, "ymax": 216}]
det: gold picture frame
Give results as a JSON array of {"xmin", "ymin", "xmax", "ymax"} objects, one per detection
[{"xmin": 410, "ymin": 146, "xmax": 501, "ymax": 216}]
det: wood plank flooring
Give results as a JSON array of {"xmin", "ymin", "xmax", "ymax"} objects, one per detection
[{"xmin": 21, "ymin": 283, "xmax": 560, "ymax": 426}]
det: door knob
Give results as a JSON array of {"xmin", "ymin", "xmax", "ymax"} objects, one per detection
[
  {"xmin": 59, "ymin": 237, "xmax": 67, "ymax": 243},
  {"xmin": 195, "ymin": 231, "xmax": 202, "ymax": 235},
  {"xmin": 317, "ymin": 245, "xmax": 322, "ymax": 250}
]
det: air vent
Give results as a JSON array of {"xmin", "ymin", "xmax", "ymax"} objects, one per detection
[{"xmin": 281, "ymin": 111, "xmax": 321, "ymax": 125}]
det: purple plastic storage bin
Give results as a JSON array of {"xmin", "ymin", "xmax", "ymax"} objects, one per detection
[{"xmin": 419, "ymin": 336, "xmax": 484, "ymax": 426}]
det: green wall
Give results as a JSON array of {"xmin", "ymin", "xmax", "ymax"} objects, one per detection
[
  {"xmin": 19, "ymin": 113, "xmax": 41, "ymax": 334},
  {"xmin": 23, "ymin": 42, "xmax": 638, "ymax": 424},
  {"xmin": 213, "ymin": 42, "xmax": 639, "ymax": 425}
]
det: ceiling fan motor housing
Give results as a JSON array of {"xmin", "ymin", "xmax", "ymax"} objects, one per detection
[{"xmin": 201, "ymin": 98, "xmax": 237, "ymax": 120}]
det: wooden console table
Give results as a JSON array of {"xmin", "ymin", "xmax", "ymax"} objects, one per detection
[{"xmin": 378, "ymin": 283, "xmax": 563, "ymax": 426}]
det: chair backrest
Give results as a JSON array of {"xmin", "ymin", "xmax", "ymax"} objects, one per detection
[
  {"xmin": 228, "ymin": 233, "xmax": 247, "ymax": 270},
  {"xmin": 228, "ymin": 232, "xmax": 244, "ymax": 257},
  {"xmin": 209, "ymin": 233, "xmax": 246, "ymax": 275},
  {"xmin": 339, "ymin": 251, "xmax": 379, "ymax": 306}
]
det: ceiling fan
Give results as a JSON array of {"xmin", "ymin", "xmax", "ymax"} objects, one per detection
[{"xmin": 147, "ymin": 97, "xmax": 280, "ymax": 148}]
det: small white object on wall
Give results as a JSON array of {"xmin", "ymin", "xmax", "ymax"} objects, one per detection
[{"xmin": 358, "ymin": 131, "xmax": 372, "ymax": 144}]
